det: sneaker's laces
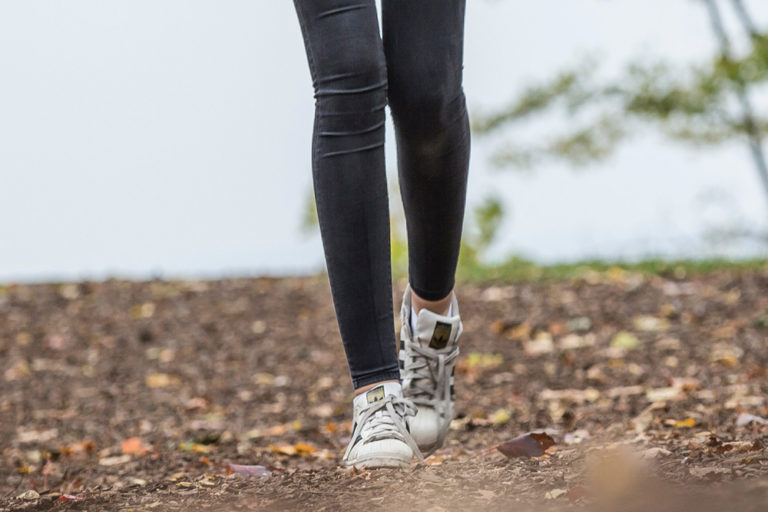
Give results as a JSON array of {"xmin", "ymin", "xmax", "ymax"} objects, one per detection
[
  {"xmin": 343, "ymin": 395, "xmax": 425, "ymax": 463},
  {"xmin": 402, "ymin": 337, "xmax": 459, "ymax": 417}
]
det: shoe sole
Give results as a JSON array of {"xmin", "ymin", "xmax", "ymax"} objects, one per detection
[{"xmin": 344, "ymin": 457, "xmax": 412, "ymax": 469}]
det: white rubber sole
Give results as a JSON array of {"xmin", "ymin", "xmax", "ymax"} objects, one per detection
[{"xmin": 344, "ymin": 456, "xmax": 412, "ymax": 469}]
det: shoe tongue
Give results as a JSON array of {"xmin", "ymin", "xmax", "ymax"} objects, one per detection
[
  {"xmin": 353, "ymin": 381, "xmax": 402, "ymax": 410},
  {"xmin": 414, "ymin": 308, "xmax": 461, "ymax": 350}
]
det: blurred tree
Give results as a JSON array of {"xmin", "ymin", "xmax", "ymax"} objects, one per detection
[{"xmin": 474, "ymin": 0, "xmax": 768, "ymax": 227}]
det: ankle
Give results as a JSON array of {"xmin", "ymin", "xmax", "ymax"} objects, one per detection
[
  {"xmin": 354, "ymin": 379, "xmax": 400, "ymax": 396},
  {"xmin": 411, "ymin": 287, "xmax": 455, "ymax": 317},
  {"xmin": 411, "ymin": 288, "xmax": 454, "ymax": 315}
]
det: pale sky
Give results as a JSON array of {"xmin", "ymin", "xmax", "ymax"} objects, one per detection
[{"xmin": 1, "ymin": 1, "xmax": 767, "ymax": 282}]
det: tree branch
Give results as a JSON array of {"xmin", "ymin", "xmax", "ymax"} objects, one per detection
[{"xmin": 706, "ymin": 0, "xmax": 768, "ymax": 208}]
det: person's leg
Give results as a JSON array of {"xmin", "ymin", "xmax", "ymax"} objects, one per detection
[
  {"xmin": 293, "ymin": 0, "xmax": 425, "ymax": 469},
  {"xmin": 292, "ymin": 0, "xmax": 399, "ymax": 392},
  {"xmin": 382, "ymin": 0, "xmax": 470, "ymax": 307},
  {"xmin": 382, "ymin": 0, "xmax": 469, "ymax": 455}
]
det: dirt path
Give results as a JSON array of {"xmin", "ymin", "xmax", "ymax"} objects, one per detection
[{"xmin": 2, "ymin": 271, "xmax": 768, "ymax": 511}]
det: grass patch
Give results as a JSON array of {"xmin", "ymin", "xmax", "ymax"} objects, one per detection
[{"xmin": 454, "ymin": 256, "xmax": 768, "ymax": 284}]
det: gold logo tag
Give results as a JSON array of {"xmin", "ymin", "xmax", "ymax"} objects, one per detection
[
  {"xmin": 366, "ymin": 386, "xmax": 386, "ymax": 404},
  {"xmin": 429, "ymin": 321, "xmax": 452, "ymax": 349}
]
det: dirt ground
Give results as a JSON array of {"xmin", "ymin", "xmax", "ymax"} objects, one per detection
[{"xmin": 2, "ymin": 270, "xmax": 768, "ymax": 511}]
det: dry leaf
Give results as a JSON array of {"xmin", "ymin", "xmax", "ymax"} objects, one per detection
[
  {"xmin": 145, "ymin": 373, "xmax": 179, "ymax": 388},
  {"xmin": 558, "ymin": 333, "xmax": 595, "ymax": 350},
  {"xmin": 497, "ymin": 432, "xmax": 555, "ymax": 459},
  {"xmin": 645, "ymin": 387, "xmax": 682, "ymax": 402},
  {"xmin": 490, "ymin": 408, "xmax": 512, "ymax": 425},
  {"xmin": 545, "ymin": 488, "xmax": 567, "ymax": 500},
  {"xmin": 121, "ymin": 437, "xmax": 148, "ymax": 455},
  {"xmin": 710, "ymin": 343, "xmax": 743, "ymax": 366},
  {"xmin": 227, "ymin": 463, "xmax": 272, "ymax": 477},
  {"xmin": 736, "ymin": 413, "xmax": 768, "ymax": 427},
  {"xmin": 610, "ymin": 331, "xmax": 640, "ymax": 350},
  {"xmin": 664, "ymin": 418, "xmax": 696, "ymax": 428},
  {"xmin": 56, "ymin": 493, "xmax": 85, "ymax": 503},
  {"xmin": 18, "ymin": 490, "xmax": 40, "ymax": 500},
  {"xmin": 524, "ymin": 334, "xmax": 554, "ymax": 356},
  {"xmin": 99, "ymin": 454, "xmax": 131, "ymax": 466}
]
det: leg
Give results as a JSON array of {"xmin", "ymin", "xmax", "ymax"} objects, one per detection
[
  {"xmin": 383, "ymin": 0, "xmax": 469, "ymax": 455},
  {"xmin": 382, "ymin": 0, "xmax": 471, "ymax": 304},
  {"xmin": 292, "ymin": 0, "xmax": 398, "ymax": 390}
]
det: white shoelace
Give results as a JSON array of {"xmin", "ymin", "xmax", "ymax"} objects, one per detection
[
  {"xmin": 402, "ymin": 337, "xmax": 459, "ymax": 445},
  {"xmin": 343, "ymin": 395, "xmax": 424, "ymax": 463}
]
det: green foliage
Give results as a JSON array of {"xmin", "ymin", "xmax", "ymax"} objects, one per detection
[
  {"xmin": 299, "ymin": 186, "xmax": 319, "ymax": 236},
  {"xmin": 473, "ymin": 29, "xmax": 768, "ymax": 170},
  {"xmin": 455, "ymin": 255, "xmax": 768, "ymax": 285}
]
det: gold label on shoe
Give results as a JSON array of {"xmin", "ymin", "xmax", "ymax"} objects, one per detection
[
  {"xmin": 366, "ymin": 386, "xmax": 386, "ymax": 404},
  {"xmin": 429, "ymin": 321, "xmax": 452, "ymax": 349}
]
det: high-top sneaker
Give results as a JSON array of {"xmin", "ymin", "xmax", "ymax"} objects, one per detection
[
  {"xmin": 342, "ymin": 381, "xmax": 424, "ymax": 469},
  {"xmin": 399, "ymin": 283, "xmax": 463, "ymax": 454}
]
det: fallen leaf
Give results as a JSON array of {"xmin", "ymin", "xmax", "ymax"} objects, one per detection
[
  {"xmin": 62, "ymin": 439, "xmax": 97, "ymax": 456},
  {"xmin": 563, "ymin": 429, "xmax": 590, "ymax": 445},
  {"xmin": 121, "ymin": 437, "xmax": 148, "ymax": 455},
  {"xmin": 736, "ymin": 413, "xmax": 768, "ymax": 427},
  {"xmin": 610, "ymin": 331, "xmax": 640, "ymax": 350},
  {"xmin": 664, "ymin": 418, "xmax": 696, "ymax": 428},
  {"xmin": 18, "ymin": 490, "xmax": 40, "ymax": 500},
  {"xmin": 56, "ymin": 493, "xmax": 85, "ymax": 503},
  {"xmin": 604, "ymin": 387, "xmax": 643, "ymax": 400},
  {"xmin": 710, "ymin": 343, "xmax": 743, "ymax": 366},
  {"xmin": 227, "ymin": 463, "xmax": 271, "ymax": 478},
  {"xmin": 269, "ymin": 443, "xmax": 297, "ymax": 456},
  {"xmin": 565, "ymin": 317, "xmax": 592, "ymax": 333},
  {"xmin": 524, "ymin": 334, "xmax": 554, "ymax": 356},
  {"xmin": 558, "ymin": 333, "xmax": 595, "ymax": 350},
  {"xmin": 497, "ymin": 432, "xmax": 555, "ymax": 459},
  {"xmin": 490, "ymin": 408, "xmax": 512, "ymax": 425},
  {"xmin": 462, "ymin": 352, "xmax": 504, "ymax": 370},
  {"xmin": 131, "ymin": 302, "xmax": 156, "ymax": 318},
  {"xmin": 645, "ymin": 387, "xmax": 682, "ymax": 402},
  {"xmin": 633, "ymin": 315, "xmax": 669, "ymax": 332},
  {"xmin": 145, "ymin": 373, "xmax": 180, "ymax": 388},
  {"xmin": 251, "ymin": 320, "xmax": 267, "ymax": 334},
  {"xmin": 17, "ymin": 428, "xmax": 58, "ymax": 444},
  {"xmin": 178, "ymin": 441, "xmax": 212, "ymax": 453},
  {"xmin": 540, "ymin": 388, "xmax": 601, "ymax": 404},
  {"xmin": 293, "ymin": 443, "xmax": 317, "ymax": 455},
  {"xmin": 99, "ymin": 454, "xmax": 131, "ymax": 466},
  {"xmin": 166, "ymin": 471, "xmax": 188, "ymax": 482},
  {"xmin": 545, "ymin": 488, "xmax": 567, "ymax": 500}
]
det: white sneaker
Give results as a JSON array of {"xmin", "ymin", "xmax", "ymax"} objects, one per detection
[
  {"xmin": 399, "ymin": 284, "xmax": 462, "ymax": 455},
  {"xmin": 342, "ymin": 381, "xmax": 424, "ymax": 469}
]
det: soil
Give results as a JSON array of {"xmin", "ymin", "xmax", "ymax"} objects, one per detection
[{"xmin": 2, "ymin": 270, "xmax": 768, "ymax": 511}]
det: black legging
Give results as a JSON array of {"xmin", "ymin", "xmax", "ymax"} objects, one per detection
[{"xmin": 293, "ymin": 0, "xmax": 470, "ymax": 389}]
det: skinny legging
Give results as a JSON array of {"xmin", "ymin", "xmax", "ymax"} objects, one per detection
[{"xmin": 293, "ymin": 0, "xmax": 470, "ymax": 389}]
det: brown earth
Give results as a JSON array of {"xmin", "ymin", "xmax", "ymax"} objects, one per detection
[{"xmin": 1, "ymin": 270, "xmax": 768, "ymax": 511}]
